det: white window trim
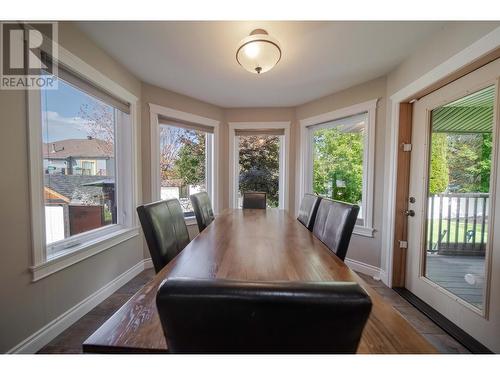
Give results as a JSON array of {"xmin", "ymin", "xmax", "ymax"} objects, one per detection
[
  {"xmin": 297, "ymin": 99, "xmax": 378, "ymax": 238},
  {"xmin": 228, "ymin": 121, "xmax": 291, "ymax": 210},
  {"xmin": 27, "ymin": 42, "xmax": 140, "ymax": 282},
  {"xmin": 149, "ymin": 103, "xmax": 220, "ymax": 215}
]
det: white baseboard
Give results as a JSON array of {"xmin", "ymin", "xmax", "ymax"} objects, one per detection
[
  {"xmin": 379, "ymin": 270, "xmax": 390, "ymax": 286},
  {"xmin": 143, "ymin": 257, "xmax": 153, "ymax": 269},
  {"xmin": 8, "ymin": 258, "xmax": 150, "ymax": 354},
  {"xmin": 345, "ymin": 257, "xmax": 382, "ymax": 279}
]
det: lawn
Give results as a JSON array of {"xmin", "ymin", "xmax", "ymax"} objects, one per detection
[{"xmin": 427, "ymin": 218, "xmax": 488, "ymax": 245}]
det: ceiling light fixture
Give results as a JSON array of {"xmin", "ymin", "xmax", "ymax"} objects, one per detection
[{"xmin": 236, "ymin": 29, "xmax": 281, "ymax": 75}]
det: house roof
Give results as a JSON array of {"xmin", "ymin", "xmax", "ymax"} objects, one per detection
[
  {"xmin": 44, "ymin": 174, "xmax": 114, "ymax": 203},
  {"xmin": 43, "ymin": 138, "xmax": 113, "ymax": 159},
  {"xmin": 44, "ymin": 186, "xmax": 70, "ymax": 204}
]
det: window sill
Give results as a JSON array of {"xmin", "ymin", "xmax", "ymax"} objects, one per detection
[
  {"xmin": 30, "ymin": 226, "xmax": 140, "ymax": 282},
  {"xmin": 353, "ymin": 225, "xmax": 375, "ymax": 238}
]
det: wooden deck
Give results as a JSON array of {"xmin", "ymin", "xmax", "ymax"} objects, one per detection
[{"xmin": 426, "ymin": 254, "xmax": 485, "ymax": 308}]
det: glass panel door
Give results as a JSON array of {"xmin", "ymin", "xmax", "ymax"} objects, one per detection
[
  {"xmin": 407, "ymin": 58, "xmax": 500, "ymax": 351},
  {"xmin": 424, "ymin": 86, "xmax": 495, "ymax": 311}
]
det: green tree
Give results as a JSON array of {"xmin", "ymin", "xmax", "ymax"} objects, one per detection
[
  {"xmin": 429, "ymin": 133, "xmax": 449, "ymax": 194},
  {"xmin": 238, "ymin": 135, "xmax": 280, "ymax": 207},
  {"xmin": 174, "ymin": 131, "xmax": 206, "ymax": 188},
  {"xmin": 479, "ymin": 133, "xmax": 492, "ymax": 192},
  {"xmin": 312, "ymin": 128, "xmax": 363, "ymax": 204},
  {"xmin": 446, "ymin": 133, "xmax": 491, "ymax": 193}
]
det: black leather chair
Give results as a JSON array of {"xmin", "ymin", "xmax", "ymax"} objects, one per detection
[
  {"xmin": 156, "ymin": 278, "xmax": 372, "ymax": 353},
  {"xmin": 297, "ymin": 194, "xmax": 322, "ymax": 231},
  {"xmin": 312, "ymin": 198, "xmax": 359, "ymax": 261},
  {"xmin": 136, "ymin": 199, "xmax": 190, "ymax": 273},
  {"xmin": 190, "ymin": 192, "xmax": 215, "ymax": 232},
  {"xmin": 242, "ymin": 191, "xmax": 267, "ymax": 209}
]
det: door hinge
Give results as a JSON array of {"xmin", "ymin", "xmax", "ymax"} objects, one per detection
[
  {"xmin": 399, "ymin": 240, "xmax": 408, "ymax": 249},
  {"xmin": 402, "ymin": 143, "xmax": 412, "ymax": 152}
]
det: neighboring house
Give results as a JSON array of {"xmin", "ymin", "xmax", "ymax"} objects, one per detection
[
  {"xmin": 42, "ymin": 138, "xmax": 115, "ymax": 244},
  {"xmin": 43, "ymin": 137, "xmax": 114, "ymax": 176}
]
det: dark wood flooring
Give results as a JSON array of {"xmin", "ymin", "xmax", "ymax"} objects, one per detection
[
  {"xmin": 37, "ymin": 269, "xmax": 469, "ymax": 354},
  {"xmin": 38, "ymin": 268, "xmax": 156, "ymax": 354}
]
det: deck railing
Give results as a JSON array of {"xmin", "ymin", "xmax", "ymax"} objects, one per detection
[{"xmin": 427, "ymin": 193, "xmax": 489, "ymax": 256}]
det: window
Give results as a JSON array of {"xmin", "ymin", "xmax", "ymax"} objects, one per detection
[
  {"xmin": 28, "ymin": 49, "xmax": 138, "ymax": 279},
  {"xmin": 237, "ymin": 133, "xmax": 282, "ymax": 208},
  {"xmin": 299, "ymin": 100, "xmax": 376, "ymax": 236},
  {"xmin": 309, "ymin": 113, "xmax": 367, "ymax": 224},
  {"xmin": 41, "ymin": 78, "xmax": 120, "ymax": 254},
  {"xmin": 149, "ymin": 105, "xmax": 219, "ymax": 219},
  {"xmin": 158, "ymin": 123, "xmax": 210, "ymax": 217},
  {"xmin": 229, "ymin": 123, "xmax": 290, "ymax": 210}
]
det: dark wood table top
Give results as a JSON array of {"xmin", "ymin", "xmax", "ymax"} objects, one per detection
[{"xmin": 83, "ymin": 209, "xmax": 437, "ymax": 354}]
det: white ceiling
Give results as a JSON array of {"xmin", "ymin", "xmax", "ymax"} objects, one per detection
[{"xmin": 76, "ymin": 21, "xmax": 447, "ymax": 107}]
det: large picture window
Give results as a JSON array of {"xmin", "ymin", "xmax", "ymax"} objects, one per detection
[
  {"xmin": 42, "ymin": 78, "xmax": 120, "ymax": 252},
  {"xmin": 309, "ymin": 113, "xmax": 367, "ymax": 224},
  {"xmin": 300, "ymin": 100, "xmax": 376, "ymax": 237},
  {"xmin": 28, "ymin": 49, "xmax": 138, "ymax": 280}
]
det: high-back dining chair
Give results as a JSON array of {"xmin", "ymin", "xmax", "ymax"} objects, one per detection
[
  {"xmin": 156, "ymin": 278, "xmax": 372, "ymax": 354},
  {"xmin": 242, "ymin": 191, "xmax": 267, "ymax": 209},
  {"xmin": 297, "ymin": 194, "xmax": 322, "ymax": 231},
  {"xmin": 190, "ymin": 192, "xmax": 215, "ymax": 233},
  {"xmin": 136, "ymin": 199, "xmax": 190, "ymax": 273},
  {"xmin": 312, "ymin": 198, "xmax": 359, "ymax": 261}
]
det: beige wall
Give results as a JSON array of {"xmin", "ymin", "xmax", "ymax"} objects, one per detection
[
  {"xmin": 0, "ymin": 22, "xmax": 143, "ymax": 352},
  {"xmin": 296, "ymin": 77, "xmax": 387, "ymax": 268},
  {"xmin": 387, "ymin": 22, "xmax": 500, "ymax": 96}
]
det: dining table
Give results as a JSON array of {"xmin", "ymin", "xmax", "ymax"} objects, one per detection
[{"xmin": 83, "ymin": 208, "xmax": 437, "ymax": 354}]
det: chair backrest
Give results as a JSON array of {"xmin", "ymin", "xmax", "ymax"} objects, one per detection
[
  {"xmin": 297, "ymin": 194, "xmax": 322, "ymax": 231},
  {"xmin": 156, "ymin": 278, "xmax": 372, "ymax": 354},
  {"xmin": 136, "ymin": 199, "xmax": 190, "ymax": 273},
  {"xmin": 312, "ymin": 198, "xmax": 360, "ymax": 261},
  {"xmin": 190, "ymin": 192, "xmax": 215, "ymax": 232},
  {"xmin": 242, "ymin": 191, "xmax": 267, "ymax": 209}
]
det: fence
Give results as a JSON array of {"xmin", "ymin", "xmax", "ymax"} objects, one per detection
[{"xmin": 427, "ymin": 193, "xmax": 489, "ymax": 256}]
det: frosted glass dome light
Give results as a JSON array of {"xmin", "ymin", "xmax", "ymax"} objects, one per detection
[{"xmin": 236, "ymin": 29, "xmax": 281, "ymax": 74}]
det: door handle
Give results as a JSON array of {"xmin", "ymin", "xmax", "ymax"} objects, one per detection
[{"xmin": 404, "ymin": 209, "xmax": 415, "ymax": 217}]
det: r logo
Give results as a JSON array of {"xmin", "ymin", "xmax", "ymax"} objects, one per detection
[{"xmin": 1, "ymin": 22, "xmax": 58, "ymax": 89}]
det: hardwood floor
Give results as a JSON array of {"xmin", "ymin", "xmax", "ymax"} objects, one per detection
[
  {"xmin": 38, "ymin": 269, "xmax": 469, "ymax": 354},
  {"xmin": 356, "ymin": 273, "xmax": 470, "ymax": 353},
  {"xmin": 38, "ymin": 269, "xmax": 156, "ymax": 354}
]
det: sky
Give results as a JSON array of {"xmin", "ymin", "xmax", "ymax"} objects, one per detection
[{"xmin": 41, "ymin": 79, "xmax": 103, "ymax": 142}]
